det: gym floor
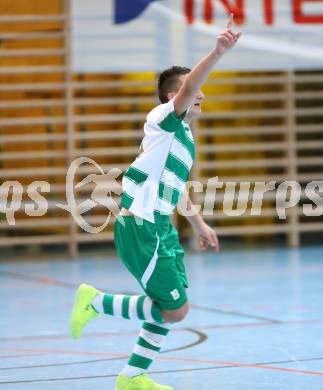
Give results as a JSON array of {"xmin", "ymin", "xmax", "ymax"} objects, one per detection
[{"xmin": 1, "ymin": 246, "xmax": 323, "ymax": 389}]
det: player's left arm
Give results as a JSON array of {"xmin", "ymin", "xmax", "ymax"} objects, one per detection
[{"xmin": 184, "ymin": 197, "xmax": 220, "ymax": 252}]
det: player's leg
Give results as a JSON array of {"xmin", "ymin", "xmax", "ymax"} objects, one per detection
[
  {"xmin": 116, "ymin": 217, "xmax": 188, "ymax": 389},
  {"xmin": 70, "ymin": 215, "xmax": 166, "ymax": 339},
  {"xmin": 70, "ymin": 215, "xmax": 186, "ymax": 389},
  {"xmin": 118, "ymin": 320, "xmax": 171, "ymax": 380},
  {"xmin": 119, "ymin": 302, "xmax": 189, "ymax": 379},
  {"xmin": 70, "ymin": 283, "xmax": 166, "ymax": 339},
  {"xmin": 115, "ymin": 303, "xmax": 190, "ymax": 387},
  {"xmin": 162, "ymin": 301, "xmax": 189, "ymax": 323},
  {"xmin": 160, "ymin": 218, "xmax": 190, "ymax": 324}
]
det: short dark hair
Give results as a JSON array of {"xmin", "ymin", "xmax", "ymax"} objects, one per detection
[{"xmin": 157, "ymin": 66, "xmax": 191, "ymax": 103}]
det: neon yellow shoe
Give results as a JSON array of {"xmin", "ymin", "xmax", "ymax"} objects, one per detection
[
  {"xmin": 115, "ymin": 374, "xmax": 173, "ymax": 390},
  {"xmin": 70, "ymin": 283, "xmax": 100, "ymax": 339}
]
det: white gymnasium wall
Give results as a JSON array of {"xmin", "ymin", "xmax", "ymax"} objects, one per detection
[{"xmin": 72, "ymin": 0, "xmax": 323, "ymax": 72}]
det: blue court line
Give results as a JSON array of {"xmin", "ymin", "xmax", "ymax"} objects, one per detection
[
  {"xmin": 1, "ymin": 353, "xmax": 323, "ymax": 385},
  {"xmin": 0, "ymin": 270, "xmax": 283, "ymax": 323},
  {"xmin": 0, "ymin": 328, "xmax": 206, "ymax": 372},
  {"xmin": 190, "ymin": 303, "xmax": 281, "ymax": 323}
]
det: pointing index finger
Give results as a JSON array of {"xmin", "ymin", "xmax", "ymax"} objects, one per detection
[{"xmin": 227, "ymin": 13, "xmax": 234, "ymax": 29}]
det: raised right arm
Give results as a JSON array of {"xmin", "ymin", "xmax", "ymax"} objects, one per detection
[{"xmin": 173, "ymin": 14, "xmax": 242, "ymax": 117}]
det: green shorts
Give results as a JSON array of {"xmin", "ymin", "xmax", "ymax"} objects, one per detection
[{"xmin": 114, "ymin": 212, "xmax": 188, "ymax": 311}]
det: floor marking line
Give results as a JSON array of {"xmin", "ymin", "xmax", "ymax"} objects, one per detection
[
  {"xmin": 150, "ymin": 356, "xmax": 323, "ymax": 375},
  {"xmin": 0, "ymin": 270, "xmax": 293, "ymax": 325},
  {"xmin": 0, "ymin": 353, "xmax": 41, "ymax": 360},
  {"xmin": 0, "ymin": 271, "xmax": 76, "ymax": 289},
  {"xmin": 198, "ymin": 317, "xmax": 323, "ymax": 330},
  {"xmin": 0, "ymin": 271, "xmax": 119, "ymax": 293},
  {"xmin": 2, "ymin": 354, "xmax": 323, "ymax": 373},
  {"xmin": 0, "ymin": 347, "xmax": 129, "ymax": 358},
  {"xmin": 1, "ymin": 347, "xmax": 323, "ymax": 377},
  {"xmin": 1, "ymin": 317, "xmax": 323, "ymax": 343},
  {"xmin": 0, "ymin": 328, "xmax": 207, "ymax": 371},
  {"xmin": 157, "ymin": 356, "xmax": 323, "ymax": 376},
  {"xmin": 190, "ymin": 303, "xmax": 282, "ymax": 323},
  {"xmin": 0, "ymin": 357, "xmax": 125, "ymax": 372}
]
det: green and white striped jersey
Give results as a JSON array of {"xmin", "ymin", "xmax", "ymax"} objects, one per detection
[{"xmin": 121, "ymin": 98, "xmax": 195, "ymax": 223}]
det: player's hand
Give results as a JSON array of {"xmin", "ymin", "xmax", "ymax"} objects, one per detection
[
  {"xmin": 193, "ymin": 221, "xmax": 220, "ymax": 252},
  {"xmin": 215, "ymin": 13, "xmax": 242, "ymax": 55}
]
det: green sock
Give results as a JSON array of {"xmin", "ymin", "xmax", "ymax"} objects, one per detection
[
  {"xmin": 91, "ymin": 293, "xmax": 164, "ymax": 323},
  {"xmin": 122, "ymin": 321, "xmax": 171, "ymax": 377}
]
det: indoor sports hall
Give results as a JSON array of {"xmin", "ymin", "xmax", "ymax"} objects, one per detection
[{"xmin": 1, "ymin": 1, "xmax": 323, "ymax": 389}]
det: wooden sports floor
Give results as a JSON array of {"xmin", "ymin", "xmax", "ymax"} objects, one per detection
[{"xmin": 1, "ymin": 246, "xmax": 323, "ymax": 389}]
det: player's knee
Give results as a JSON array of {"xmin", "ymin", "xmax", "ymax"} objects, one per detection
[{"xmin": 162, "ymin": 302, "xmax": 189, "ymax": 323}]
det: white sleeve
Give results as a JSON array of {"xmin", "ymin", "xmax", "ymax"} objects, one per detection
[{"xmin": 146, "ymin": 98, "xmax": 187, "ymax": 133}]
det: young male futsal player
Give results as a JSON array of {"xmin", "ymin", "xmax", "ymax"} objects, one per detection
[{"xmin": 70, "ymin": 14, "xmax": 241, "ymax": 390}]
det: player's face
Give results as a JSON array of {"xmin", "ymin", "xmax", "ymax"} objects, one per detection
[{"xmin": 178, "ymin": 74, "xmax": 205, "ymax": 118}]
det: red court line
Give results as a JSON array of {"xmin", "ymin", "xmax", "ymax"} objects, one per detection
[
  {"xmin": 1, "ymin": 347, "xmax": 323, "ymax": 377},
  {"xmin": 157, "ymin": 356, "xmax": 323, "ymax": 377},
  {"xmin": 1, "ymin": 317, "xmax": 323, "ymax": 343}
]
